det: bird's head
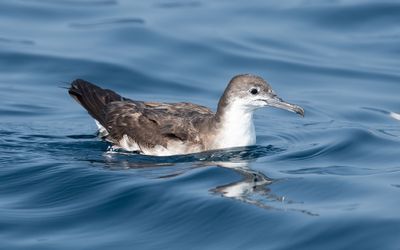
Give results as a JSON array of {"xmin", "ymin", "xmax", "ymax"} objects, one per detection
[{"xmin": 218, "ymin": 74, "xmax": 304, "ymax": 116}]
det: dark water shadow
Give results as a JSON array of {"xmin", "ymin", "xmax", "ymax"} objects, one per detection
[{"xmin": 98, "ymin": 145, "xmax": 281, "ymax": 168}]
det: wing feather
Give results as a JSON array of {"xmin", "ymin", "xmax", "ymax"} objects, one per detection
[{"xmin": 104, "ymin": 100, "xmax": 214, "ymax": 149}]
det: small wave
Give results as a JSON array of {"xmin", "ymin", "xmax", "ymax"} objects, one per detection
[
  {"xmin": 0, "ymin": 50, "xmax": 206, "ymax": 96},
  {"xmin": 275, "ymin": 126, "xmax": 400, "ymax": 165},
  {"xmin": 0, "ymin": 37, "xmax": 34, "ymax": 45},
  {"xmin": 390, "ymin": 112, "xmax": 400, "ymax": 121},
  {"xmin": 291, "ymin": 2, "xmax": 400, "ymax": 31},
  {"xmin": 0, "ymin": 104, "xmax": 55, "ymax": 118},
  {"xmin": 284, "ymin": 165, "xmax": 393, "ymax": 176},
  {"xmin": 18, "ymin": 0, "xmax": 118, "ymax": 7},
  {"xmin": 156, "ymin": 1, "xmax": 201, "ymax": 9},
  {"xmin": 70, "ymin": 18, "xmax": 145, "ymax": 29},
  {"xmin": 67, "ymin": 134, "xmax": 98, "ymax": 139}
]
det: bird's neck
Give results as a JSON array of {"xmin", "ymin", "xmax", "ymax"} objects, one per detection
[{"xmin": 212, "ymin": 103, "xmax": 256, "ymax": 149}]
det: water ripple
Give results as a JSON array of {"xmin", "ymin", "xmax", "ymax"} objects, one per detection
[
  {"xmin": 18, "ymin": 0, "xmax": 118, "ymax": 7},
  {"xmin": 296, "ymin": 3, "xmax": 400, "ymax": 31},
  {"xmin": 70, "ymin": 18, "xmax": 145, "ymax": 29},
  {"xmin": 0, "ymin": 37, "xmax": 34, "ymax": 45},
  {"xmin": 156, "ymin": 1, "xmax": 201, "ymax": 9},
  {"xmin": 284, "ymin": 165, "xmax": 400, "ymax": 176}
]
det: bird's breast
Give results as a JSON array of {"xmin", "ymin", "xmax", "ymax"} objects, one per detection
[
  {"xmin": 211, "ymin": 110, "xmax": 256, "ymax": 149},
  {"xmin": 213, "ymin": 123, "xmax": 256, "ymax": 149}
]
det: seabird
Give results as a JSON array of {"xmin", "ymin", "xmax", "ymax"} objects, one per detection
[{"xmin": 68, "ymin": 74, "xmax": 304, "ymax": 156}]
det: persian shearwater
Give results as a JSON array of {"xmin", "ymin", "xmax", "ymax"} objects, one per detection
[{"xmin": 68, "ymin": 74, "xmax": 304, "ymax": 156}]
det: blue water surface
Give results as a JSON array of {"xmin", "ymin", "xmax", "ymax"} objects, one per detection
[{"xmin": 1, "ymin": 0, "xmax": 400, "ymax": 249}]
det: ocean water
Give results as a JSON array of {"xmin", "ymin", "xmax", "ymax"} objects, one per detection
[{"xmin": 1, "ymin": 0, "xmax": 400, "ymax": 249}]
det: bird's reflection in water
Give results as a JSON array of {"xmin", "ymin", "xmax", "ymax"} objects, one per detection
[
  {"xmin": 101, "ymin": 145, "xmax": 317, "ymax": 216},
  {"xmin": 211, "ymin": 161, "xmax": 273, "ymax": 199},
  {"xmin": 211, "ymin": 161, "xmax": 317, "ymax": 216}
]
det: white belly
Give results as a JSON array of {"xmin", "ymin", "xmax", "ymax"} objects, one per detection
[
  {"xmin": 117, "ymin": 134, "xmax": 202, "ymax": 156},
  {"xmin": 141, "ymin": 142, "xmax": 202, "ymax": 156}
]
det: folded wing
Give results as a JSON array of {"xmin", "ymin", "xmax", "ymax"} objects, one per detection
[{"xmin": 104, "ymin": 101, "xmax": 214, "ymax": 149}]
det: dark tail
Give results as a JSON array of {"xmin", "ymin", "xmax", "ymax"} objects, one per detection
[{"xmin": 68, "ymin": 79, "xmax": 124, "ymax": 126}]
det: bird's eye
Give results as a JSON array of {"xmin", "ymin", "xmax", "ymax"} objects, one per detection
[{"xmin": 250, "ymin": 88, "xmax": 258, "ymax": 95}]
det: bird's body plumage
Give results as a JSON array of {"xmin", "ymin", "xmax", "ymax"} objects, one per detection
[
  {"xmin": 69, "ymin": 79, "xmax": 219, "ymax": 155},
  {"xmin": 103, "ymin": 100, "xmax": 216, "ymax": 155},
  {"xmin": 68, "ymin": 75, "xmax": 304, "ymax": 156}
]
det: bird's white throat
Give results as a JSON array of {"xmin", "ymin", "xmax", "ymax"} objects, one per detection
[{"xmin": 214, "ymin": 103, "xmax": 256, "ymax": 149}]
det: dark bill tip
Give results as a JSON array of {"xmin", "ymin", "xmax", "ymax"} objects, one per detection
[{"xmin": 294, "ymin": 105, "xmax": 305, "ymax": 117}]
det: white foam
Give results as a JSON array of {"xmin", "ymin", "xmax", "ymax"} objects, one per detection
[{"xmin": 390, "ymin": 112, "xmax": 400, "ymax": 121}]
